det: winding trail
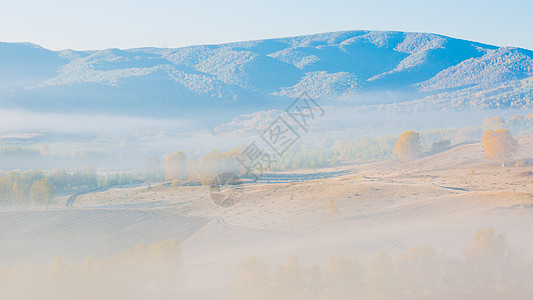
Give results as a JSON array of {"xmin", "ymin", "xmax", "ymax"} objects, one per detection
[{"xmin": 65, "ymin": 188, "xmax": 100, "ymax": 208}]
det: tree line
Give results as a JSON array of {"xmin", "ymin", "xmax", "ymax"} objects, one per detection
[
  {"xmin": 0, "ymin": 165, "xmax": 145, "ymax": 206},
  {"xmin": 162, "ymin": 115, "xmax": 526, "ymax": 186},
  {"xmin": 394, "ymin": 127, "xmax": 519, "ymax": 167},
  {"xmin": 235, "ymin": 228, "xmax": 530, "ymax": 299},
  {"xmin": 1, "ymin": 113, "xmax": 528, "ymax": 206}
]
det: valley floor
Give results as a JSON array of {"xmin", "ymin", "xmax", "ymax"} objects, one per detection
[{"xmin": 1, "ymin": 135, "xmax": 532, "ymax": 298}]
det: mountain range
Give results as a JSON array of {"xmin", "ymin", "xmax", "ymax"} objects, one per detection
[{"xmin": 1, "ymin": 30, "xmax": 532, "ymax": 116}]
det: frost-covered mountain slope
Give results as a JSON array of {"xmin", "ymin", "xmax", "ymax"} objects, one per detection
[
  {"xmin": 417, "ymin": 47, "xmax": 533, "ymax": 91},
  {"xmin": 0, "ymin": 30, "xmax": 532, "ymax": 115},
  {"xmin": 0, "ymin": 42, "xmax": 68, "ymax": 89}
]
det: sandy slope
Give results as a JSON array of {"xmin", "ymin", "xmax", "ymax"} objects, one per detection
[{"xmin": 1, "ymin": 135, "xmax": 532, "ymax": 297}]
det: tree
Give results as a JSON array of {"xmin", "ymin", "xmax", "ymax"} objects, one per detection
[
  {"xmin": 394, "ymin": 246, "xmax": 439, "ymax": 295},
  {"xmin": 482, "ymin": 116, "xmax": 505, "ymax": 131},
  {"xmin": 164, "ymin": 151, "xmax": 187, "ymax": 181},
  {"xmin": 20, "ymin": 169, "xmax": 44, "ymax": 187},
  {"xmin": 146, "ymin": 156, "xmax": 163, "ymax": 180},
  {"xmin": 368, "ymin": 251, "xmax": 395, "ymax": 299},
  {"xmin": 198, "ymin": 149, "xmax": 240, "ymax": 185},
  {"xmin": 481, "ymin": 129, "xmax": 518, "ymax": 167},
  {"xmin": 431, "ymin": 140, "xmax": 451, "ymax": 152},
  {"xmin": 30, "ymin": 178, "xmax": 55, "ymax": 205},
  {"xmin": 73, "ymin": 164, "xmax": 97, "ymax": 189},
  {"xmin": 273, "ymin": 255, "xmax": 304, "ymax": 299},
  {"xmin": 12, "ymin": 181, "xmax": 25, "ymax": 204},
  {"xmin": 394, "ymin": 131, "xmax": 421, "ymax": 160},
  {"xmin": 49, "ymin": 169, "xmax": 71, "ymax": 191},
  {"xmin": 463, "ymin": 228, "xmax": 526, "ymax": 295},
  {"xmin": 236, "ymin": 255, "xmax": 272, "ymax": 300},
  {"xmin": 324, "ymin": 256, "xmax": 364, "ymax": 299},
  {"xmin": 187, "ymin": 158, "xmax": 200, "ymax": 184}
]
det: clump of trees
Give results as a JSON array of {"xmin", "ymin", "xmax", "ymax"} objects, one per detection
[
  {"xmin": 0, "ymin": 165, "xmax": 148, "ymax": 206},
  {"xmin": 161, "ymin": 146, "xmax": 341, "ymax": 185},
  {"xmin": 97, "ymin": 172, "xmax": 143, "ymax": 187},
  {"xmin": 0, "ymin": 239, "xmax": 182, "ymax": 299},
  {"xmin": 49, "ymin": 165, "xmax": 143, "ymax": 191},
  {"xmin": 196, "ymin": 149, "xmax": 240, "ymax": 185},
  {"xmin": 30, "ymin": 178, "xmax": 55, "ymax": 205},
  {"xmin": 481, "ymin": 129, "xmax": 519, "ymax": 167},
  {"xmin": 48, "ymin": 165, "xmax": 98, "ymax": 191},
  {"xmin": 274, "ymin": 148, "xmax": 338, "ymax": 170},
  {"xmin": 235, "ymin": 228, "xmax": 531, "ymax": 299},
  {"xmin": 145, "ymin": 156, "xmax": 164, "ymax": 181},
  {"xmin": 333, "ymin": 136, "xmax": 396, "ymax": 160},
  {"xmin": 394, "ymin": 130, "xmax": 421, "ymax": 160},
  {"xmin": 161, "ymin": 149, "xmax": 240, "ymax": 186},
  {"xmin": 431, "ymin": 140, "xmax": 451, "ymax": 152},
  {"xmin": 0, "ymin": 146, "xmax": 40, "ymax": 160},
  {"xmin": 483, "ymin": 114, "xmax": 533, "ymax": 135},
  {"xmin": 483, "ymin": 116, "xmax": 506, "ymax": 131},
  {"xmin": 164, "ymin": 151, "xmax": 187, "ymax": 182},
  {"xmin": 0, "ymin": 169, "xmax": 54, "ymax": 206}
]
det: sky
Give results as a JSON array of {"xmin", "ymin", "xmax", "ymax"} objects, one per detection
[{"xmin": 0, "ymin": 0, "xmax": 532, "ymax": 51}]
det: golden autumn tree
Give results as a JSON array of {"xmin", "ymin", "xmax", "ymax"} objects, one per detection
[
  {"xmin": 30, "ymin": 178, "xmax": 55, "ymax": 205},
  {"xmin": 481, "ymin": 129, "xmax": 518, "ymax": 167},
  {"xmin": 164, "ymin": 151, "xmax": 187, "ymax": 181},
  {"xmin": 12, "ymin": 181, "xmax": 25, "ymax": 204},
  {"xmin": 394, "ymin": 130, "xmax": 421, "ymax": 160}
]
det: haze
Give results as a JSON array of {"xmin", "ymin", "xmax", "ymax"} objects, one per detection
[{"xmin": 0, "ymin": 0, "xmax": 531, "ymax": 50}]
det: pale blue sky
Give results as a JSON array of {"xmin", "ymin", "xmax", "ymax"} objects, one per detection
[{"xmin": 1, "ymin": 0, "xmax": 531, "ymax": 51}]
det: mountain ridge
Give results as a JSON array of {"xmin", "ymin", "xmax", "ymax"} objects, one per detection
[{"xmin": 1, "ymin": 30, "xmax": 532, "ymax": 116}]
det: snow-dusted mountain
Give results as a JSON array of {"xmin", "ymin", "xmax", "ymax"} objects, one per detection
[{"xmin": 1, "ymin": 30, "xmax": 532, "ymax": 115}]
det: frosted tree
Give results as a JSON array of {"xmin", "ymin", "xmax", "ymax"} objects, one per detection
[
  {"xmin": 164, "ymin": 151, "xmax": 187, "ymax": 181},
  {"xmin": 145, "ymin": 156, "xmax": 163, "ymax": 180}
]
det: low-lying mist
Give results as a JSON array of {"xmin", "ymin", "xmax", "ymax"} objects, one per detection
[
  {"xmin": 234, "ymin": 228, "xmax": 532, "ymax": 300},
  {"xmin": 2, "ymin": 228, "xmax": 531, "ymax": 300},
  {"xmin": 0, "ymin": 239, "xmax": 182, "ymax": 300}
]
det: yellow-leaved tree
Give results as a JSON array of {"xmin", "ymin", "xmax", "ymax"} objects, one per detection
[
  {"xmin": 30, "ymin": 178, "xmax": 55, "ymax": 205},
  {"xmin": 481, "ymin": 129, "xmax": 518, "ymax": 167},
  {"xmin": 394, "ymin": 130, "xmax": 421, "ymax": 160}
]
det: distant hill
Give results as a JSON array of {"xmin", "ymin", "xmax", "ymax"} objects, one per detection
[{"xmin": 1, "ymin": 31, "xmax": 532, "ymax": 116}]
